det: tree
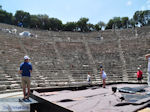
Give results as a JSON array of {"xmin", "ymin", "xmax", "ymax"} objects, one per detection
[
  {"xmin": 77, "ymin": 17, "xmax": 89, "ymax": 32},
  {"xmin": 141, "ymin": 10, "xmax": 150, "ymax": 26},
  {"xmin": 95, "ymin": 21, "xmax": 106, "ymax": 31},
  {"xmin": 11, "ymin": 16, "xmax": 16, "ymax": 25},
  {"xmin": 133, "ymin": 11, "xmax": 143, "ymax": 26},
  {"xmin": 5, "ymin": 12, "xmax": 13, "ymax": 24},
  {"xmin": 63, "ymin": 22, "xmax": 77, "ymax": 31},
  {"xmin": 30, "ymin": 15, "xmax": 40, "ymax": 28},
  {"xmin": 0, "ymin": 10, "xmax": 6, "ymax": 23},
  {"xmin": 133, "ymin": 10, "xmax": 150, "ymax": 26},
  {"xmin": 36, "ymin": 14, "xmax": 49, "ymax": 29},
  {"xmin": 113, "ymin": 17, "xmax": 122, "ymax": 29},
  {"xmin": 129, "ymin": 19, "xmax": 135, "ymax": 28},
  {"xmin": 0, "ymin": 9, "xmax": 13, "ymax": 24},
  {"xmin": 48, "ymin": 18, "xmax": 63, "ymax": 31},
  {"xmin": 121, "ymin": 17, "xmax": 129, "ymax": 28},
  {"xmin": 105, "ymin": 19, "xmax": 114, "ymax": 29},
  {"xmin": 106, "ymin": 17, "xmax": 122, "ymax": 29},
  {"xmin": 87, "ymin": 23, "xmax": 95, "ymax": 31},
  {"xmin": 95, "ymin": 24, "xmax": 101, "ymax": 31},
  {"xmin": 15, "ymin": 10, "xmax": 30, "ymax": 27}
]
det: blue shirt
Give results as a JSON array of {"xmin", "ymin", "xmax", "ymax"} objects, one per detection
[{"xmin": 20, "ymin": 62, "xmax": 32, "ymax": 77}]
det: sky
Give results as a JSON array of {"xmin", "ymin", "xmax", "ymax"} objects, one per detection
[{"xmin": 0, "ymin": 0, "xmax": 150, "ymax": 24}]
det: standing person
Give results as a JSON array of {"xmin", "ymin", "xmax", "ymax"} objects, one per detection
[
  {"xmin": 100, "ymin": 66, "xmax": 107, "ymax": 88},
  {"xmin": 87, "ymin": 72, "xmax": 91, "ymax": 84},
  {"xmin": 137, "ymin": 67, "xmax": 143, "ymax": 83},
  {"xmin": 145, "ymin": 54, "xmax": 150, "ymax": 86},
  {"xmin": 19, "ymin": 55, "xmax": 32, "ymax": 100}
]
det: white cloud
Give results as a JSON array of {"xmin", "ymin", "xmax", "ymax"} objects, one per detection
[{"xmin": 127, "ymin": 1, "xmax": 132, "ymax": 6}]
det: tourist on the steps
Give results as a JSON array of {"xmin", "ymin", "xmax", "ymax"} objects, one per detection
[
  {"xmin": 87, "ymin": 72, "xmax": 91, "ymax": 84},
  {"xmin": 145, "ymin": 54, "xmax": 150, "ymax": 86},
  {"xmin": 137, "ymin": 67, "xmax": 143, "ymax": 83},
  {"xmin": 19, "ymin": 55, "xmax": 32, "ymax": 100},
  {"xmin": 100, "ymin": 65, "xmax": 107, "ymax": 88}
]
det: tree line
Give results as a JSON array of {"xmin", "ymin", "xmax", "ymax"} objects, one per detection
[{"xmin": 0, "ymin": 5, "xmax": 150, "ymax": 32}]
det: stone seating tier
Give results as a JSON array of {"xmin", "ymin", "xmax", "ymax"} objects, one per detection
[{"xmin": 0, "ymin": 23, "xmax": 150, "ymax": 92}]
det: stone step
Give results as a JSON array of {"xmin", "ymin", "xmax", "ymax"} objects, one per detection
[
  {"xmin": 0, "ymin": 71, "xmax": 5, "ymax": 74},
  {"xmin": 0, "ymin": 85, "xmax": 7, "ymax": 91},
  {"xmin": 10, "ymin": 84, "xmax": 21, "ymax": 89},
  {"xmin": 0, "ymin": 78, "xmax": 15, "ymax": 81},
  {"xmin": 0, "ymin": 80, "xmax": 21, "ymax": 85},
  {"xmin": 32, "ymin": 79, "xmax": 69, "ymax": 83}
]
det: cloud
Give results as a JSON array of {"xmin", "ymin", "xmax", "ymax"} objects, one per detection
[{"xmin": 127, "ymin": 1, "xmax": 132, "ymax": 6}]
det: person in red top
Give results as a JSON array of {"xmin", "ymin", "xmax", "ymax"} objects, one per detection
[{"xmin": 137, "ymin": 67, "xmax": 143, "ymax": 83}]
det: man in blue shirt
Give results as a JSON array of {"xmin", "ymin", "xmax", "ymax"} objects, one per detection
[{"xmin": 19, "ymin": 55, "xmax": 32, "ymax": 100}]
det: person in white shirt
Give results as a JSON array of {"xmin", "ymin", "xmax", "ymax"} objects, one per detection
[
  {"xmin": 100, "ymin": 66, "xmax": 107, "ymax": 88},
  {"xmin": 87, "ymin": 72, "xmax": 91, "ymax": 83}
]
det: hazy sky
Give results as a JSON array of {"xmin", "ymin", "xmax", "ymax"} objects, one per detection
[{"xmin": 0, "ymin": 0, "xmax": 149, "ymax": 24}]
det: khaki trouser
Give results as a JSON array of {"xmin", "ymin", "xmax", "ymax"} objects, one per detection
[{"xmin": 21, "ymin": 76, "xmax": 30, "ymax": 88}]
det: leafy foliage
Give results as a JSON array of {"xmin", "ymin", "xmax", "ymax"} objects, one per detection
[
  {"xmin": 15, "ymin": 10, "xmax": 30, "ymax": 27},
  {"xmin": 133, "ymin": 10, "xmax": 150, "ymax": 26},
  {"xmin": 77, "ymin": 18, "xmax": 89, "ymax": 32},
  {"xmin": 0, "ymin": 5, "xmax": 150, "ymax": 31},
  {"xmin": 63, "ymin": 22, "xmax": 77, "ymax": 31}
]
